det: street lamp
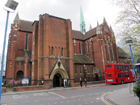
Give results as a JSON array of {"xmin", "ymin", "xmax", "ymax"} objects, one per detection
[
  {"xmin": 125, "ymin": 37, "xmax": 137, "ymax": 80},
  {"xmin": 83, "ymin": 64, "xmax": 87, "ymax": 78},
  {"xmin": 0, "ymin": 0, "xmax": 18, "ymax": 103}
]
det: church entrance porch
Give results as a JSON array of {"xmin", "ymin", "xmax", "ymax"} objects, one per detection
[{"xmin": 53, "ymin": 73, "xmax": 63, "ymax": 87}]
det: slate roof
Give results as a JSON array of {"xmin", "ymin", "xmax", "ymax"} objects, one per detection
[
  {"xmin": 117, "ymin": 47, "xmax": 130, "ymax": 58},
  {"xmin": 74, "ymin": 55, "xmax": 94, "ymax": 64},
  {"xmin": 19, "ymin": 20, "xmax": 33, "ymax": 32},
  {"xmin": 72, "ymin": 27, "xmax": 97, "ymax": 40}
]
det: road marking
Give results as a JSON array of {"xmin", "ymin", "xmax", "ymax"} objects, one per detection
[
  {"xmin": 34, "ymin": 93, "xmax": 48, "ymax": 96},
  {"xmin": 48, "ymin": 92, "xmax": 66, "ymax": 99},
  {"xmin": 96, "ymin": 97, "xmax": 100, "ymax": 100},
  {"xmin": 95, "ymin": 93, "xmax": 99, "ymax": 95},
  {"xmin": 11, "ymin": 103, "xmax": 17, "ymax": 104},
  {"xmin": 79, "ymin": 95, "xmax": 85, "ymax": 97},
  {"xmin": 71, "ymin": 96, "xmax": 78, "ymax": 98},
  {"xmin": 33, "ymin": 100, "xmax": 40, "ymax": 102},
  {"xmin": 13, "ymin": 95, "xmax": 28, "ymax": 99},
  {"xmin": 101, "ymin": 92, "xmax": 112, "ymax": 105}
]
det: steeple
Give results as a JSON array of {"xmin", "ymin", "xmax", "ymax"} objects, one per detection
[
  {"xmin": 103, "ymin": 17, "xmax": 109, "ymax": 27},
  {"xmin": 14, "ymin": 13, "xmax": 19, "ymax": 22},
  {"xmin": 80, "ymin": 7, "xmax": 86, "ymax": 35}
]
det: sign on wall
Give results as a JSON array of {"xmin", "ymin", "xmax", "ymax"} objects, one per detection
[{"xmin": 22, "ymin": 78, "xmax": 29, "ymax": 85}]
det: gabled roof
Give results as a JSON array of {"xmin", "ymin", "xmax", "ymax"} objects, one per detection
[
  {"xmin": 72, "ymin": 27, "xmax": 97, "ymax": 40},
  {"xmin": 117, "ymin": 47, "xmax": 130, "ymax": 58},
  {"xmin": 84, "ymin": 27, "xmax": 96, "ymax": 39},
  {"xmin": 19, "ymin": 20, "xmax": 33, "ymax": 32},
  {"xmin": 74, "ymin": 55, "xmax": 94, "ymax": 64},
  {"xmin": 72, "ymin": 30, "xmax": 84, "ymax": 40}
]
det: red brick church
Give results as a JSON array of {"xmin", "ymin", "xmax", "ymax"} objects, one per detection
[{"xmin": 5, "ymin": 8, "xmax": 129, "ymax": 88}]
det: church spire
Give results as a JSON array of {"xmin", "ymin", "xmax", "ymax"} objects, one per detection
[
  {"xmin": 80, "ymin": 7, "xmax": 86, "ymax": 35},
  {"xmin": 14, "ymin": 13, "xmax": 19, "ymax": 22}
]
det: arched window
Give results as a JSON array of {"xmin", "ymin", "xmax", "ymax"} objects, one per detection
[
  {"xmin": 58, "ymin": 62, "xmax": 61, "ymax": 67},
  {"xmin": 79, "ymin": 42, "xmax": 81, "ymax": 54},
  {"xmin": 51, "ymin": 47, "xmax": 53, "ymax": 55},
  {"xmin": 25, "ymin": 34, "xmax": 28, "ymax": 49},
  {"xmin": 87, "ymin": 41, "xmax": 90, "ymax": 53},
  {"xmin": 61, "ymin": 48, "xmax": 63, "ymax": 56},
  {"xmin": 80, "ymin": 66, "xmax": 82, "ymax": 73}
]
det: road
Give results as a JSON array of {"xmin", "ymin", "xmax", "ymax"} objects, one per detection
[{"xmin": 1, "ymin": 83, "xmax": 129, "ymax": 105}]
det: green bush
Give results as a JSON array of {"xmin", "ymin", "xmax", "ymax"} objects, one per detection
[
  {"xmin": 5, "ymin": 84, "xmax": 10, "ymax": 88},
  {"xmin": 133, "ymin": 78, "xmax": 140, "ymax": 97}
]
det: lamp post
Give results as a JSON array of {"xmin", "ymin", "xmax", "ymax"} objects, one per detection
[
  {"xmin": 0, "ymin": 0, "xmax": 18, "ymax": 103},
  {"xmin": 84, "ymin": 64, "xmax": 87, "ymax": 79},
  {"xmin": 125, "ymin": 37, "xmax": 137, "ymax": 80}
]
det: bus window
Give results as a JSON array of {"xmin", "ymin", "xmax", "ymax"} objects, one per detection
[
  {"xmin": 129, "ymin": 65, "xmax": 133, "ymax": 68},
  {"xmin": 118, "ymin": 74, "xmax": 124, "ymax": 78},
  {"xmin": 107, "ymin": 74, "xmax": 112, "ymax": 77},
  {"xmin": 125, "ymin": 74, "xmax": 129, "ymax": 77},
  {"xmin": 126, "ymin": 65, "xmax": 129, "ymax": 68},
  {"xmin": 106, "ymin": 65, "xmax": 112, "ymax": 68},
  {"xmin": 115, "ymin": 65, "xmax": 119, "ymax": 69},
  {"xmin": 119, "ymin": 65, "xmax": 122, "ymax": 68}
]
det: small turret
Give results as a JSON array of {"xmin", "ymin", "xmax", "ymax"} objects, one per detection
[
  {"xmin": 96, "ymin": 21, "xmax": 102, "ymax": 34},
  {"xmin": 89, "ymin": 24, "xmax": 92, "ymax": 31},
  {"xmin": 110, "ymin": 25, "xmax": 114, "ymax": 36}
]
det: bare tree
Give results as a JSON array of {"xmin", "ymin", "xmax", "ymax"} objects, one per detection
[{"xmin": 113, "ymin": 0, "xmax": 140, "ymax": 59}]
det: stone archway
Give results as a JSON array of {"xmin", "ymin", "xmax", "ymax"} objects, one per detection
[
  {"xmin": 94, "ymin": 73, "xmax": 99, "ymax": 81},
  {"xmin": 50, "ymin": 68, "xmax": 69, "ymax": 87},
  {"xmin": 16, "ymin": 70, "xmax": 24, "ymax": 79},
  {"xmin": 53, "ymin": 73, "xmax": 62, "ymax": 87}
]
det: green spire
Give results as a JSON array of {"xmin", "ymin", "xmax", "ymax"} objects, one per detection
[{"xmin": 80, "ymin": 6, "xmax": 86, "ymax": 35}]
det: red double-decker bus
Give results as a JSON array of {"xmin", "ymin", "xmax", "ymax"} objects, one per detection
[{"xmin": 105, "ymin": 64, "xmax": 135, "ymax": 84}]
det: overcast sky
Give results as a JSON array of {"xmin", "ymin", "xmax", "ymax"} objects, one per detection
[{"xmin": 0, "ymin": 0, "xmax": 121, "ymax": 56}]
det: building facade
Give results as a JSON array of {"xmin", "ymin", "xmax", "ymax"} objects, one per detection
[{"xmin": 6, "ymin": 9, "xmax": 129, "ymax": 88}]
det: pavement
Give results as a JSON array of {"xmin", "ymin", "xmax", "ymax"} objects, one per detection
[
  {"xmin": 106, "ymin": 86, "xmax": 140, "ymax": 105},
  {"xmin": 2, "ymin": 83, "xmax": 140, "ymax": 105}
]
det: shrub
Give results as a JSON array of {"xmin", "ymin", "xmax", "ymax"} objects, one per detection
[
  {"xmin": 5, "ymin": 84, "xmax": 10, "ymax": 88},
  {"xmin": 133, "ymin": 78, "xmax": 140, "ymax": 97}
]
